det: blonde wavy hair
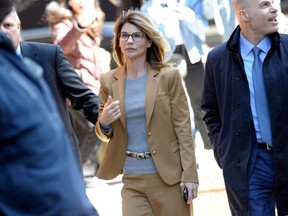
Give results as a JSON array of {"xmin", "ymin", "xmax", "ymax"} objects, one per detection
[
  {"xmin": 113, "ymin": 10, "xmax": 170, "ymax": 70},
  {"xmin": 44, "ymin": 0, "xmax": 105, "ymax": 39}
]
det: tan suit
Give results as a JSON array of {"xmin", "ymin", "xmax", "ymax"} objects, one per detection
[{"xmin": 96, "ymin": 65, "xmax": 198, "ymax": 185}]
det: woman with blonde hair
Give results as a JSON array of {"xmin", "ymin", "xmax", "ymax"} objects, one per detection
[{"xmin": 95, "ymin": 10, "xmax": 199, "ymax": 216}]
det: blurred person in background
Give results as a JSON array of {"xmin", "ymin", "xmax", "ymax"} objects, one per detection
[
  {"xmin": 275, "ymin": 0, "xmax": 288, "ymax": 33},
  {"xmin": 109, "ymin": 0, "xmax": 143, "ymax": 10},
  {"xmin": 95, "ymin": 10, "xmax": 198, "ymax": 216},
  {"xmin": 0, "ymin": 0, "xmax": 99, "ymax": 215},
  {"xmin": 44, "ymin": 0, "xmax": 111, "ymax": 179},
  {"xmin": 211, "ymin": 0, "xmax": 288, "ymax": 42},
  {"xmin": 0, "ymin": 8, "xmax": 100, "ymax": 171},
  {"xmin": 214, "ymin": 0, "xmax": 287, "ymax": 42},
  {"xmin": 141, "ymin": 0, "xmax": 212, "ymax": 150},
  {"xmin": 214, "ymin": 0, "xmax": 237, "ymax": 42}
]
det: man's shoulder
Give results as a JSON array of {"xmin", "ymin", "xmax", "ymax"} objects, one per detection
[
  {"xmin": 279, "ymin": 33, "xmax": 288, "ymax": 45},
  {"xmin": 21, "ymin": 41, "xmax": 58, "ymax": 52},
  {"xmin": 207, "ymin": 42, "xmax": 228, "ymax": 60},
  {"xmin": 211, "ymin": 42, "xmax": 227, "ymax": 52},
  {"xmin": 21, "ymin": 42, "xmax": 61, "ymax": 62}
]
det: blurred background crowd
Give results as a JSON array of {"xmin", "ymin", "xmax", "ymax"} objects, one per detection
[{"xmin": 18, "ymin": 0, "xmax": 288, "ymax": 48}]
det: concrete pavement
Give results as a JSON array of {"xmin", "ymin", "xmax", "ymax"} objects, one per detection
[{"xmin": 193, "ymin": 135, "xmax": 230, "ymax": 216}]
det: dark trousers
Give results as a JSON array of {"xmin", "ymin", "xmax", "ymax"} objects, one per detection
[
  {"xmin": 174, "ymin": 45, "xmax": 211, "ymax": 149},
  {"xmin": 248, "ymin": 144, "xmax": 275, "ymax": 216}
]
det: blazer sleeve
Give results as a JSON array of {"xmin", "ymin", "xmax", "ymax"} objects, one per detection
[{"xmin": 167, "ymin": 68, "xmax": 198, "ymax": 183}]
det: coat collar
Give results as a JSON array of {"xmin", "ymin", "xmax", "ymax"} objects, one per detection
[{"xmin": 226, "ymin": 25, "xmax": 281, "ymax": 54}]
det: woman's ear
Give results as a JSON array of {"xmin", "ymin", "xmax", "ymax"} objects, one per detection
[{"xmin": 147, "ymin": 41, "xmax": 152, "ymax": 48}]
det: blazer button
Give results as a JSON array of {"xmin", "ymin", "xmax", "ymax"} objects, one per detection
[
  {"xmin": 152, "ymin": 150, "xmax": 156, "ymax": 155},
  {"xmin": 148, "ymin": 132, "xmax": 151, "ymax": 136},
  {"xmin": 236, "ymin": 159, "xmax": 241, "ymax": 168}
]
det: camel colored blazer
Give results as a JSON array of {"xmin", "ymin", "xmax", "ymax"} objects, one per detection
[{"xmin": 95, "ymin": 65, "xmax": 198, "ymax": 185}]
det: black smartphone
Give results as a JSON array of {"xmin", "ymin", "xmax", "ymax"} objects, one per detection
[{"xmin": 182, "ymin": 186, "xmax": 189, "ymax": 203}]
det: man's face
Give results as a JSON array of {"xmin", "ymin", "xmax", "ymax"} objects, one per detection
[
  {"xmin": 0, "ymin": 10, "xmax": 21, "ymax": 49},
  {"xmin": 245, "ymin": 0, "xmax": 279, "ymax": 37}
]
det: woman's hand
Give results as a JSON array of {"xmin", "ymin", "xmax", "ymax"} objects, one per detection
[
  {"xmin": 77, "ymin": 8, "xmax": 97, "ymax": 29},
  {"xmin": 99, "ymin": 96, "xmax": 121, "ymax": 126},
  {"xmin": 180, "ymin": 182, "xmax": 199, "ymax": 204}
]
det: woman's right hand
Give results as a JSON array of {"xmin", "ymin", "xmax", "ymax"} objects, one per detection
[{"xmin": 99, "ymin": 96, "xmax": 121, "ymax": 126}]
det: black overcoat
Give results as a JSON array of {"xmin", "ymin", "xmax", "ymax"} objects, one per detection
[{"xmin": 201, "ymin": 26, "xmax": 288, "ymax": 215}]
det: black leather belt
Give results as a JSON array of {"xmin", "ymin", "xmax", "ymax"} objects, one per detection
[
  {"xmin": 126, "ymin": 151, "xmax": 152, "ymax": 159},
  {"xmin": 258, "ymin": 142, "xmax": 272, "ymax": 151}
]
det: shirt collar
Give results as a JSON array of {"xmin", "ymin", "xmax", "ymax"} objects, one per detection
[
  {"xmin": 240, "ymin": 33, "xmax": 271, "ymax": 56},
  {"xmin": 15, "ymin": 44, "xmax": 22, "ymax": 58}
]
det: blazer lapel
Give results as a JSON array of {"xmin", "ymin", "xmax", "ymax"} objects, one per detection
[
  {"xmin": 112, "ymin": 66, "xmax": 127, "ymax": 130},
  {"xmin": 111, "ymin": 65, "xmax": 160, "ymax": 128},
  {"xmin": 146, "ymin": 65, "xmax": 159, "ymax": 126}
]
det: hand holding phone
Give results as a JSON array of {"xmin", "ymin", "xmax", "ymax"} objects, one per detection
[{"xmin": 182, "ymin": 186, "xmax": 189, "ymax": 203}]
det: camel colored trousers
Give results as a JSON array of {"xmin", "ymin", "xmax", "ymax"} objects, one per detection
[{"xmin": 121, "ymin": 173, "xmax": 193, "ymax": 216}]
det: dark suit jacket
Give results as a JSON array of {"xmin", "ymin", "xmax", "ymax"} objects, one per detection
[
  {"xmin": 20, "ymin": 41, "xmax": 99, "ymax": 163},
  {"xmin": 0, "ymin": 33, "xmax": 98, "ymax": 216}
]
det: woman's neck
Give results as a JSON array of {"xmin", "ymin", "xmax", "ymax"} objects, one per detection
[{"xmin": 126, "ymin": 60, "xmax": 147, "ymax": 80}]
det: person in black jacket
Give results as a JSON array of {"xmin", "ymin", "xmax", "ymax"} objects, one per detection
[{"xmin": 0, "ymin": 8, "xmax": 99, "ymax": 169}]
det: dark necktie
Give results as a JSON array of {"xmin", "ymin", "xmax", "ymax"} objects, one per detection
[{"xmin": 252, "ymin": 47, "xmax": 272, "ymax": 146}]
